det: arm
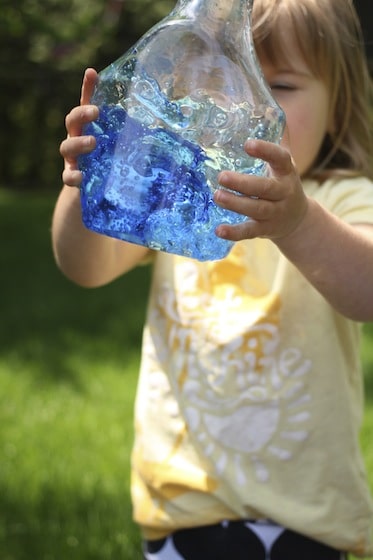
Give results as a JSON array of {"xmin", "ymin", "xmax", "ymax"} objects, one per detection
[
  {"xmin": 52, "ymin": 68, "xmax": 151, "ymax": 288},
  {"xmin": 214, "ymin": 138, "xmax": 373, "ymax": 321},
  {"xmin": 274, "ymin": 203, "xmax": 373, "ymax": 322}
]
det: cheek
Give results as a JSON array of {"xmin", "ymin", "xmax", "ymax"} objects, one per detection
[{"xmin": 285, "ymin": 109, "xmax": 327, "ymax": 175}]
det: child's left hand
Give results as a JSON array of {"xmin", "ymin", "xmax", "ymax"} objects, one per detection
[{"xmin": 214, "ymin": 133, "xmax": 309, "ymax": 241}]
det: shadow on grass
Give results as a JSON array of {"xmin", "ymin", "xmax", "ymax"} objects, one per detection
[
  {"xmin": 0, "ymin": 189, "xmax": 149, "ymax": 559},
  {"xmin": 0, "ymin": 188, "xmax": 151, "ymax": 390}
]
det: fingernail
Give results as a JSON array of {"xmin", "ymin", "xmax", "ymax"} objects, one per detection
[
  {"xmin": 87, "ymin": 107, "xmax": 97, "ymax": 119},
  {"xmin": 245, "ymin": 139, "xmax": 256, "ymax": 150},
  {"xmin": 83, "ymin": 136, "xmax": 94, "ymax": 148},
  {"xmin": 218, "ymin": 172, "xmax": 228, "ymax": 184}
]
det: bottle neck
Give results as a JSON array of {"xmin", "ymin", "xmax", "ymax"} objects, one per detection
[{"xmin": 172, "ymin": 0, "xmax": 252, "ymax": 29}]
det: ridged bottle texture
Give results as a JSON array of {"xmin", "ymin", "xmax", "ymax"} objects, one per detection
[{"xmin": 79, "ymin": 0, "xmax": 285, "ymax": 261}]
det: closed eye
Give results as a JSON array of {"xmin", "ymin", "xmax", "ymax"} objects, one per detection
[{"xmin": 270, "ymin": 83, "xmax": 297, "ymax": 91}]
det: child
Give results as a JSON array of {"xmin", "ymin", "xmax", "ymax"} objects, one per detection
[{"xmin": 52, "ymin": 0, "xmax": 373, "ymax": 557}]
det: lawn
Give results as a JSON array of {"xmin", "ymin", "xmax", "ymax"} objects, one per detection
[
  {"xmin": 0, "ymin": 188, "xmax": 149, "ymax": 559},
  {"xmin": 0, "ymin": 188, "xmax": 372, "ymax": 560}
]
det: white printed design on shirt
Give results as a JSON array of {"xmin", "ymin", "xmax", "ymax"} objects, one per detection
[{"xmin": 150, "ymin": 258, "xmax": 312, "ymax": 485}]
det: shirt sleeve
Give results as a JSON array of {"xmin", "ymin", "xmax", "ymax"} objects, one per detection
[{"xmin": 309, "ymin": 176, "xmax": 373, "ymax": 225}]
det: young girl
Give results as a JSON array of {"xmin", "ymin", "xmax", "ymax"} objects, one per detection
[{"xmin": 52, "ymin": 0, "xmax": 373, "ymax": 557}]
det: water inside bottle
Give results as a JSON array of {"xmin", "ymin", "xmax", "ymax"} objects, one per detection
[{"xmin": 79, "ymin": 62, "xmax": 283, "ymax": 260}]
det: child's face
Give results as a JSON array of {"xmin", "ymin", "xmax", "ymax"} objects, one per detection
[{"xmin": 259, "ymin": 43, "xmax": 331, "ymax": 177}]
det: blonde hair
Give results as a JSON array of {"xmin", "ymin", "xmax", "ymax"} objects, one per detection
[{"xmin": 252, "ymin": 0, "xmax": 373, "ymax": 181}]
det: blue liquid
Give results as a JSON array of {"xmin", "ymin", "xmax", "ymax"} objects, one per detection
[
  {"xmin": 79, "ymin": 104, "xmax": 246, "ymax": 260},
  {"xmin": 79, "ymin": 59, "xmax": 284, "ymax": 261}
]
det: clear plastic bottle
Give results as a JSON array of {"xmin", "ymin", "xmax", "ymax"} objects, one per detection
[{"xmin": 79, "ymin": 0, "xmax": 285, "ymax": 261}]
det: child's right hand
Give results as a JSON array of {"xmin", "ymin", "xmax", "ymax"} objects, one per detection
[{"xmin": 60, "ymin": 68, "xmax": 99, "ymax": 187}]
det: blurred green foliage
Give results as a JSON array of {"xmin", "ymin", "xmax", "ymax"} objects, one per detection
[
  {"xmin": 0, "ymin": 0, "xmax": 370, "ymax": 191},
  {"xmin": 0, "ymin": 0, "xmax": 175, "ymax": 190}
]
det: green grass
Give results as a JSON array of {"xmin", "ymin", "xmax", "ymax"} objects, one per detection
[
  {"xmin": 0, "ymin": 188, "xmax": 149, "ymax": 559},
  {"xmin": 0, "ymin": 188, "xmax": 372, "ymax": 559},
  {"xmin": 361, "ymin": 321, "xmax": 373, "ymax": 480}
]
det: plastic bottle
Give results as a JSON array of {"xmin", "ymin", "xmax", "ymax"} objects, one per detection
[{"xmin": 79, "ymin": 0, "xmax": 285, "ymax": 261}]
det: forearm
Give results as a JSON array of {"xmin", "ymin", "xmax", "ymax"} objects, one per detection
[
  {"xmin": 274, "ymin": 197, "xmax": 373, "ymax": 321},
  {"xmin": 52, "ymin": 186, "xmax": 150, "ymax": 287}
]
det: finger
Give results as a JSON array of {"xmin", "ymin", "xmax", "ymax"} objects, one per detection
[
  {"xmin": 80, "ymin": 68, "xmax": 98, "ymax": 105},
  {"xmin": 215, "ymin": 219, "xmax": 269, "ymax": 242},
  {"xmin": 280, "ymin": 124, "xmax": 291, "ymax": 152},
  {"xmin": 244, "ymin": 138, "xmax": 294, "ymax": 178},
  {"xmin": 217, "ymin": 171, "xmax": 279, "ymax": 202},
  {"xmin": 62, "ymin": 168, "xmax": 83, "ymax": 187},
  {"xmin": 214, "ymin": 187, "xmax": 275, "ymax": 222},
  {"xmin": 60, "ymin": 135, "xmax": 96, "ymax": 161},
  {"xmin": 65, "ymin": 105, "xmax": 99, "ymax": 139}
]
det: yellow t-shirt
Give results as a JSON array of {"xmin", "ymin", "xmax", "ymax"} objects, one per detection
[{"xmin": 131, "ymin": 176, "xmax": 373, "ymax": 557}]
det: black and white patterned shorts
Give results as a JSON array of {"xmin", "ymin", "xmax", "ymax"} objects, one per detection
[{"xmin": 143, "ymin": 520, "xmax": 347, "ymax": 559}]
